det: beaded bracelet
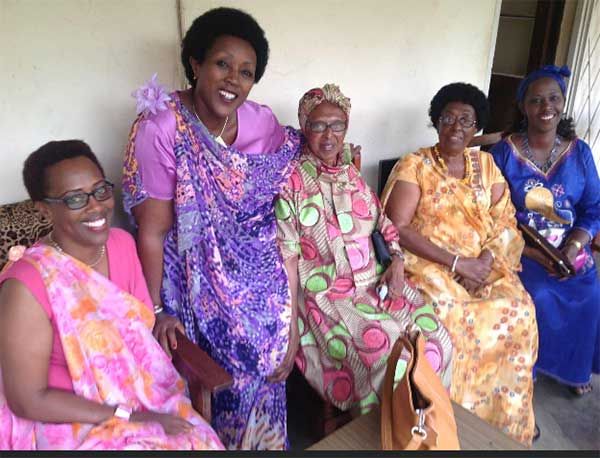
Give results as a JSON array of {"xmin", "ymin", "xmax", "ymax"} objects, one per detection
[
  {"xmin": 390, "ymin": 250, "xmax": 405, "ymax": 262},
  {"xmin": 153, "ymin": 304, "xmax": 164, "ymax": 315}
]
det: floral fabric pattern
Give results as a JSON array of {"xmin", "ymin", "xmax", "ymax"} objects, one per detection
[
  {"xmin": 122, "ymin": 93, "xmax": 301, "ymax": 449},
  {"xmin": 276, "ymin": 151, "xmax": 453, "ymax": 413},
  {"xmin": 381, "ymin": 147, "xmax": 539, "ymax": 445},
  {"xmin": 0, "ymin": 245, "xmax": 223, "ymax": 450}
]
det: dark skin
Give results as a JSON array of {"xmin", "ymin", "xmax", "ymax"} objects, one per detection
[
  {"xmin": 517, "ymin": 77, "xmax": 590, "ymax": 274},
  {"xmin": 138, "ymin": 34, "xmax": 258, "ymax": 356},
  {"xmin": 385, "ymin": 102, "xmax": 505, "ymax": 295},
  {"xmin": 0, "ymin": 157, "xmax": 192, "ymax": 434},
  {"xmin": 273, "ymin": 102, "xmax": 404, "ymax": 381},
  {"xmin": 138, "ymin": 34, "xmax": 304, "ymax": 383}
]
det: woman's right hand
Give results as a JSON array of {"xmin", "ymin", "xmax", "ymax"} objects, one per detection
[
  {"xmin": 522, "ymin": 246, "xmax": 559, "ymax": 275},
  {"xmin": 152, "ymin": 312, "xmax": 186, "ymax": 358},
  {"xmin": 454, "ymin": 256, "xmax": 492, "ymax": 284},
  {"xmin": 131, "ymin": 410, "xmax": 194, "ymax": 435}
]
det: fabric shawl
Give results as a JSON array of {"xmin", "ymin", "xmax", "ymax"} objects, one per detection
[{"xmin": 0, "ymin": 245, "xmax": 223, "ymax": 450}]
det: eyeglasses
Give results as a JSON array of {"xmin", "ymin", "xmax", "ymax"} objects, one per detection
[
  {"xmin": 307, "ymin": 120, "xmax": 347, "ymax": 133},
  {"xmin": 439, "ymin": 114, "xmax": 477, "ymax": 129},
  {"xmin": 44, "ymin": 181, "xmax": 114, "ymax": 210}
]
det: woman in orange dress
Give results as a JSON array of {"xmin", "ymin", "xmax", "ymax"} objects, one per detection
[{"xmin": 381, "ymin": 83, "xmax": 538, "ymax": 445}]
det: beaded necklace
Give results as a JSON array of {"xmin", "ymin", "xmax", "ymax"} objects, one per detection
[
  {"xmin": 433, "ymin": 146, "xmax": 471, "ymax": 184},
  {"xmin": 522, "ymin": 134, "xmax": 562, "ymax": 173},
  {"xmin": 48, "ymin": 232, "xmax": 105, "ymax": 268}
]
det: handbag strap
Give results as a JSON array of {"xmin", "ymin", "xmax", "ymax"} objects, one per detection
[{"xmin": 381, "ymin": 330, "xmax": 417, "ymax": 450}]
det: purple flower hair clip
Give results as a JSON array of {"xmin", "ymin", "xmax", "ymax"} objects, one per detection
[{"xmin": 131, "ymin": 73, "xmax": 171, "ymax": 116}]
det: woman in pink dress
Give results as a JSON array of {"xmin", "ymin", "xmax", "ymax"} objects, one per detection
[{"xmin": 0, "ymin": 140, "xmax": 223, "ymax": 450}]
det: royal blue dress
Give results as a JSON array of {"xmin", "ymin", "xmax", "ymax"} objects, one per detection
[{"xmin": 492, "ymin": 136, "xmax": 600, "ymax": 387}]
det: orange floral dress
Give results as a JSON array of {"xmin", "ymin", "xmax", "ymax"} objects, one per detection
[{"xmin": 381, "ymin": 147, "xmax": 538, "ymax": 445}]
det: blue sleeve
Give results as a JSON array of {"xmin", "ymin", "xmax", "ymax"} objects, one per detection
[
  {"xmin": 490, "ymin": 139, "xmax": 509, "ymax": 173},
  {"xmin": 574, "ymin": 141, "xmax": 600, "ymax": 238}
]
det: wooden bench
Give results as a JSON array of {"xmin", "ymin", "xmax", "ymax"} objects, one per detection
[{"xmin": 308, "ymin": 401, "xmax": 527, "ymax": 450}]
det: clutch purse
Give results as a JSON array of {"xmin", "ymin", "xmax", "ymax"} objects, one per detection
[
  {"xmin": 518, "ymin": 222, "xmax": 575, "ymax": 277},
  {"xmin": 372, "ymin": 230, "xmax": 392, "ymax": 267},
  {"xmin": 381, "ymin": 326, "xmax": 460, "ymax": 450}
]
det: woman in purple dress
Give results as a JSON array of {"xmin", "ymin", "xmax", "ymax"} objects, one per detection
[
  {"xmin": 122, "ymin": 8, "xmax": 301, "ymax": 450},
  {"xmin": 491, "ymin": 65, "xmax": 600, "ymax": 397}
]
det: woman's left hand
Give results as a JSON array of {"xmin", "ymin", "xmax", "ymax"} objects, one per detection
[
  {"xmin": 561, "ymin": 243, "xmax": 579, "ymax": 266},
  {"xmin": 457, "ymin": 276, "xmax": 481, "ymax": 294},
  {"xmin": 153, "ymin": 312, "xmax": 186, "ymax": 359},
  {"xmin": 379, "ymin": 256, "xmax": 405, "ymax": 299}
]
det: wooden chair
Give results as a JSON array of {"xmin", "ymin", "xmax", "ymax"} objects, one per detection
[
  {"xmin": 376, "ymin": 133, "xmax": 503, "ymax": 195},
  {"xmin": 0, "ymin": 198, "xmax": 232, "ymax": 422}
]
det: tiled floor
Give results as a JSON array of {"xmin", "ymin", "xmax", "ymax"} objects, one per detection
[{"xmin": 532, "ymin": 373, "xmax": 600, "ymax": 450}]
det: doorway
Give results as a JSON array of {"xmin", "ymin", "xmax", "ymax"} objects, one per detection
[{"xmin": 486, "ymin": 0, "xmax": 567, "ymax": 138}]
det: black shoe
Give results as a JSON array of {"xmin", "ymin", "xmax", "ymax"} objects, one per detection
[{"xmin": 533, "ymin": 423, "xmax": 541, "ymax": 442}]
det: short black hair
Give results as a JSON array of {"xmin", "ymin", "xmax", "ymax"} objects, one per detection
[
  {"xmin": 23, "ymin": 140, "xmax": 105, "ymax": 201},
  {"xmin": 429, "ymin": 82, "xmax": 490, "ymax": 132},
  {"xmin": 181, "ymin": 7, "xmax": 269, "ymax": 87}
]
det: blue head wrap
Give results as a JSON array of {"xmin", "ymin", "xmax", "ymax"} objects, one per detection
[{"xmin": 516, "ymin": 65, "xmax": 571, "ymax": 103}]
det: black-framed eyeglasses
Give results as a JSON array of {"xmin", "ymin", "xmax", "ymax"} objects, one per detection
[
  {"xmin": 439, "ymin": 114, "xmax": 477, "ymax": 129},
  {"xmin": 307, "ymin": 120, "xmax": 347, "ymax": 133},
  {"xmin": 44, "ymin": 180, "xmax": 114, "ymax": 210}
]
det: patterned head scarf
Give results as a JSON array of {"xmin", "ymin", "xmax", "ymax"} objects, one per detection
[
  {"xmin": 517, "ymin": 65, "xmax": 571, "ymax": 103},
  {"xmin": 298, "ymin": 83, "xmax": 351, "ymax": 131}
]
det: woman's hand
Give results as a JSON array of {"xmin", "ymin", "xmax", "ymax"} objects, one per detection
[
  {"xmin": 560, "ymin": 243, "xmax": 579, "ymax": 266},
  {"xmin": 131, "ymin": 410, "xmax": 194, "ymax": 435},
  {"xmin": 349, "ymin": 143, "xmax": 362, "ymax": 161},
  {"xmin": 457, "ymin": 276, "xmax": 481, "ymax": 294},
  {"xmin": 379, "ymin": 256, "xmax": 405, "ymax": 299},
  {"xmin": 522, "ymin": 246, "xmax": 559, "ymax": 276},
  {"xmin": 479, "ymin": 249, "xmax": 494, "ymax": 268},
  {"xmin": 267, "ymin": 323, "xmax": 299, "ymax": 383},
  {"xmin": 153, "ymin": 312, "xmax": 186, "ymax": 359},
  {"xmin": 454, "ymin": 256, "xmax": 492, "ymax": 284}
]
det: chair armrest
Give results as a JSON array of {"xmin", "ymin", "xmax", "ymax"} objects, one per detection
[{"xmin": 172, "ymin": 329, "xmax": 233, "ymax": 423}]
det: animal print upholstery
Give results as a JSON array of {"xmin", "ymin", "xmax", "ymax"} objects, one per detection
[{"xmin": 0, "ymin": 200, "xmax": 52, "ymax": 270}]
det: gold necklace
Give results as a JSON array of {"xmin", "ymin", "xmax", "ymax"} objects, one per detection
[
  {"xmin": 191, "ymin": 101, "xmax": 229, "ymax": 147},
  {"xmin": 433, "ymin": 146, "xmax": 471, "ymax": 184},
  {"xmin": 48, "ymin": 232, "xmax": 105, "ymax": 268}
]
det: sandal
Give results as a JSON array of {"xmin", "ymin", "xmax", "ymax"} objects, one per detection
[
  {"xmin": 569, "ymin": 383, "xmax": 593, "ymax": 396},
  {"xmin": 533, "ymin": 423, "xmax": 541, "ymax": 442}
]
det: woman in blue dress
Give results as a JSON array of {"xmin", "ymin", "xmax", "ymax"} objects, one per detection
[{"xmin": 491, "ymin": 65, "xmax": 600, "ymax": 396}]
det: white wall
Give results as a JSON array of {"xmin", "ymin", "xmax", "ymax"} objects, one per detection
[
  {"xmin": 0, "ymin": 0, "xmax": 181, "ymax": 223},
  {"xmin": 183, "ymin": 0, "xmax": 500, "ymax": 188},
  {"xmin": 1, "ymin": 0, "xmax": 500, "ymax": 224}
]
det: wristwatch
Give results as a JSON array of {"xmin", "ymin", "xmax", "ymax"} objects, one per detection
[{"xmin": 113, "ymin": 404, "xmax": 132, "ymax": 422}]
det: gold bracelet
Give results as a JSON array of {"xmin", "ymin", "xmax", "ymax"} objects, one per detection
[{"xmin": 568, "ymin": 239, "xmax": 583, "ymax": 251}]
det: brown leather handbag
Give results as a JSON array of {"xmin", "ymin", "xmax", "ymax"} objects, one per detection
[{"xmin": 381, "ymin": 326, "xmax": 460, "ymax": 450}]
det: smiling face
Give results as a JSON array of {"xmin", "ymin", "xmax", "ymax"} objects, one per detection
[
  {"xmin": 521, "ymin": 77, "xmax": 565, "ymax": 134},
  {"xmin": 303, "ymin": 102, "xmax": 348, "ymax": 166},
  {"xmin": 436, "ymin": 101, "xmax": 478, "ymax": 155},
  {"xmin": 39, "ymin": 156, "xmax": 113, "ymax": 250},
  {"xmin": 191, "ymin": 34, "xmax": 257, "ymax": 122}
]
